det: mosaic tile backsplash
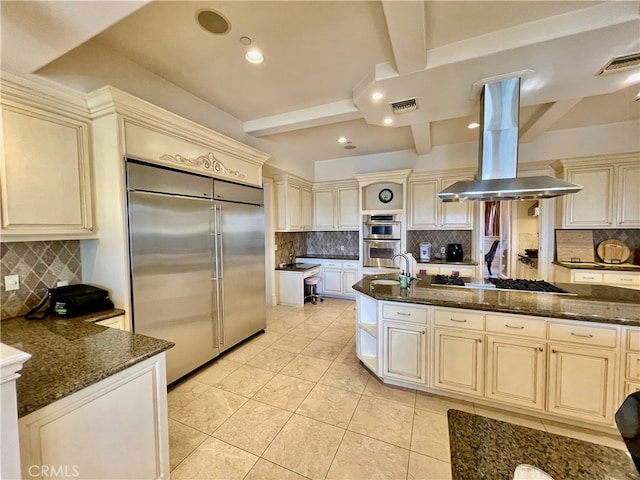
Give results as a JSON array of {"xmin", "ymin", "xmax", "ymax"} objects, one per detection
[
  {"xmin": 306, "ymin": 231, "xmax": 359, "ymax": 257},
  {"xmin": 1, "ymin": 241, "xmax": 82, "ymax": 319},
  {"xmin": 407, "ymin": 230, "xmax": 473, "ymax": 261},
  {"xmin": 275, "ymin": 232, "xmax": 307, "ymax": 265},
  {"xmin": 556, "ymin": 229, "xmax": 640, "ymax": 261}
]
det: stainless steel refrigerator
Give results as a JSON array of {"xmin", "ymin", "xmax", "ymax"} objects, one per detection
[{"xmin": 126, "ymin": 161, "xmax": 266, "ymax": 384}]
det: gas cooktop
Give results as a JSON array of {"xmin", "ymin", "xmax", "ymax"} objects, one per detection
[{"xmin": 432, "ymin": 275, "xmax": 570, "ymax": 294}]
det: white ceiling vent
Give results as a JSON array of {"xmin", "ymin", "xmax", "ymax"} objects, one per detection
[
  {"xmin": 391, "ymin": 98, "xmax": 418, "ymax": 114},
  {"xmin": 598, "ymin": 52, "xmax": 640, "ymax": 75}
]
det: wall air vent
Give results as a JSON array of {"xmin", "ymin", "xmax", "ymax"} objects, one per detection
[
  {"xmin": 598, "ymin": 52, "xmax": 640, "ymax": 75},
  {"xmin": 391, "ymin": 98, "xmax": 418, "ymax": 114}
]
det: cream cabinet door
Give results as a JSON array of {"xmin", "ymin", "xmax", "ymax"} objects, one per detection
[
  {"xmin": 322, "ymin": 268, "xmax": 343, "ymax": 295},
  {"xmin": 301, "ymin": 187, "xmax": 313, "ymax": 230},
  {"xmin": 287, "ymin": 184, "xmax": 302, "ymax": 230},
  {"xmin": 95, "ymin": 315, "xmax": 126, "ymax": 331},
  {"xmin": 409, "ymin": 180, "xmax": 438, "ymax": 229},
  {"xmin": 440, "ymin": 176, "xmax": 473, "ymax": 229},
  {"xmin": 337, "ymin": 187, "xmax": 359, "ymax": 230},
  {"xmin": 432, "ymin": 328, "xmax": 484, "ymax": 396},
  {"xmin": 617, "ymin": 163, "xmax": 640, "ymax": 227},
  {"xmin": 342, "ymin": 268, "xmax": 358, "ymax": 297},
  {"xmin": 563, "ymin": 166, "xmax": 614, "ymax": 227},
  {"xmin": 313, "ymin": 189, "xmax": 335, "ymax": 230},
  {"xmin": 547, "ymin": 343, "xmax": 617, "ymax": 425},
  {"xmin": 383, "ymin": 321, "xmax": 427, "ymax": 384},
  {"xmin": 485, "ymin": 335, "xmax": 546, "ymax": 411},
  {"xmin": 1, "ymin": 105, "xmax": 94, "ymax": 239}
]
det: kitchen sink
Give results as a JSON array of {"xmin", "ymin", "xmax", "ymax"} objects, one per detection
[{"xmin": 371, "ymin": 279, "xmax": 400, "ymax": 286}]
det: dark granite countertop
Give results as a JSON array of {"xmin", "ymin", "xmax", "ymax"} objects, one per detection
[
  {"xmin": 296, "ymin": 255, "xmax": 359, "ymax": 261},
  {"xmin": 1, "ymin": 309, "xmax": 174, "ymax": 418},
  {"xmin": 418, "ymin": 259, "xmax": 479, "ymax": 265},
  {"xmin": 448, "ymin": 409, "xmax": 638, "ymax": 480},
  {"xmin": 353, "ymin": 274, "xmax": 640, "ymax": 326},
  {"xmin": 276, "ymin": 262, "xmax": 321, "ymax": 272},
  {"xmin": 554, "ymin": 261, "xmax": 640, "ymax": 271}
]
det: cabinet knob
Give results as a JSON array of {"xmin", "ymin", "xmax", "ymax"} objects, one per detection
[
  {"xmin": 539, "ymin": 347, "xmax": 544, "ymax": 352},
  {"xmin": 422, "ymin": 330, "xmax": 425, "ymax": 335},
  {"xmin": 552, "ymin": 349, "xmax": 557, "ymax": 354}
]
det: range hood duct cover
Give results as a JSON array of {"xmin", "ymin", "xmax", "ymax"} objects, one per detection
[{"xmin": 438, "ymin": 77, "xmax": 582, "ymax": 202}]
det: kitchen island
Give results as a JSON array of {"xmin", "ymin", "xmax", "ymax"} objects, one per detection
[
  {"xmin": 353, "ymin": 274, "xmax": 639, "ymax": 430},
  {"xmin": 1, "ymin": 310, "xmax": 174, "ymax": 479}
]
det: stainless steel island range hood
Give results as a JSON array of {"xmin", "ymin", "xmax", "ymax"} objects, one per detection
[{"xmin": 438, "ymin": 77, "xmax": 582, "ymax": 202}]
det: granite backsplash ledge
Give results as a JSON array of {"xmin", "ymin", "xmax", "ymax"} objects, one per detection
[{"xmin": 1, "ymin": 241, "xmax": 81, "ymax": 319}]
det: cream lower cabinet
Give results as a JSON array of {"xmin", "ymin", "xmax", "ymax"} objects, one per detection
[
  {"xmin": 95, "ymin": 315, "xmax": 126, "ymax": 331},
  {"xmin": 383, "ymin": 321, "xmax": 427, "ymax": 385},
  {"xmin": 432, "ymin": 328, "xmax": 484, "ymax": 397},
  {"xmin": 485, "ymin": 335, "xmax": 546, "ymax": 411},
  {"xmin": 547, "ymin": 343, "xmax": 617, "ymax": 425}
]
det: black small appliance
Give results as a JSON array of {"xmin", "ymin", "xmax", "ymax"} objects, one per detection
[{"xmin": 446, "ymin": 243, "xmax": 463, "ymax": 262}]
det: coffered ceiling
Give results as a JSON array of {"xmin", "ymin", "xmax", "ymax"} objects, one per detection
[{"xmin": 2, "ymin": 1, "xmax": 639, "ymax": 179}]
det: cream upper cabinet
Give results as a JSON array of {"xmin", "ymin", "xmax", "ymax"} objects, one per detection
[
  {"xmin": 312, "ymin": 181, "xmax": 359, "ymax": 231},
  {"xmin": 1, "ymin": 77, "xmax": 95, "ymax": 241},
  {"xmin": 274, "ymin": 175, "xmax": 313, "ymax": 232},
  {"xmin": 337, "ymin": 187, "xmax": 359, "ymax": 230},
  {"xmin": 557, "ymin": 154, "xmax": 640, "ymax": 228},
  {"xmin": 313, "ymin": 188, "xmax": 335, "ymax": 230},
  {"xmin": 408, "ymin": 172, "xmax": 473, "ymax": 230}
]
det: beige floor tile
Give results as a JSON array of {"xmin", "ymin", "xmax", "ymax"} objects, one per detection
[
  {"xmin": 264, "ymin": 319, "xmax": 293, "ymax": 334},
  {"xmin": 245, "ymin": 348, "xmax": 297, "ymax": 372},
  {"xmin": 167, "ymin": 379, "xmax": 212, "ymax": 415},
  {"xmin": 171, "ymin": 437, "xmax": 257, "ymax": 479},
  {"xmin": 332, "ymin": 313, "xmax": 356, "ymax": 327},
  {"xmin": 168, "ymin": 419, "xmax": 208, "ymax": 471},
  {"xmin": 171, "ymin": 387, "xmax": 247, "ymax": 434},
  {"xmin": 333, "ymin": 342, "xmax": 361, "ymax": 367},
  {"xmin": 280, "ymin": 316, "xmax": 307, "ymax": 330},
  {"xmin": 296, "ymin": 384, "xmax": 360, "ymax": 428},
  {"xmin": 301, "ymin": 339, "xmax": 344, "ymax": 361},
  {"xmin": 263, "ymin": 414, "xmax": 345, "ymax": 480},
  {"xmin": 326, "ymin": 431, "xmax": 410, "ymax": 480},
  {"xmin": 408, "ymin": 451, "xmax": 453, "ymax": 480},
  {"xmin": 271, "ymin": 334, "xmax": 314, "ymax": 353},
  {"xmin": 348, "ymin": 395, "xmax": 414, "ymax": 449},
  {"xmin": 541, "ymin": 419, "xmax": 627, "ymax": 450},
  {"xmin": 223, "ymin": 343, "xmax": 266, "ymax": 363},
  {"xmin": 310, "ymin": 309, "xmax": 344, "ymax": 323},
  {"xmin": 244, "ymin": 459, "xmax": 308, "ymax": 480},
  {"xmin": 192, "ymin": 361, "xmax": 241, "ymax": 386},
  {"xmin": 249, "ymin": 330, "xmax": 286, "ymax": 347},
  {"xmin": 212, "ymin": 399, "xmax": 292, "ymax": 455},
  {"xmin": 411, "ymin": 409, "xmax": 451, "ymax": 462},
  {"xmin": 363, "ymin": 376, "xmax": 417, "ymax": 407},
  {"xmin": 216, "ymin": 365, "xmax": 275, "ymax": 397},
  {"xmin": 415, "ymin": 392, "xmax": 475, "ymax": 415},
  {"xmin": 252, "ymin": 374, "xmax": 316, "ymax": 412},
  {"xmin": 304, "ymin": 315, "xmax": 335, "ymax": 327},
  {"xmin": 319, "ymin": 362, "xmax": 371, "ymax": 394},
  {"xmin": 288, "ymin": 321, "xmax": 327, "ymax": 339},
  {"xmin": 280, "ymin": 354, "xmax": 332, "ymax": 382},
  {"xmin": 473, "ymin": 404, "xmax": 545, "ymax": 431},
  {"xmin": 316, "ymin": 326, "xmax": 355, "ymax": 345}
]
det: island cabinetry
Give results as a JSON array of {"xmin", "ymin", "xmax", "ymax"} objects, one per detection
[
  {"xmin": 275, "ymin": 175, "xmax": 313, "ymax": 232},
  {"xmin": 356, "ymin": 294, "xmax": 379, "ymax": 373},
  {"xmin": 547, "ymin": 320, "xmax": 619, "ymax": 425},
  {"xmin": 312, "ymin": 181, "xmax": 359, "ymax": 231},
  {"xmin": 432, "ymin": 308, "xmax": 485, "ymax": 397},
  {"xmin": 623, "ymin": 328, "xmax": 640, "ymax": 397},
  {"xmin": 95, "ymin": 314, "xmax": 126, "ymax": 330}
]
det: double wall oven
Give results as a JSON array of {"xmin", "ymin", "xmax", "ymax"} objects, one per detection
[{"xmin": 363, "ymin": 214, "xmax": 401, "ymax": 268}]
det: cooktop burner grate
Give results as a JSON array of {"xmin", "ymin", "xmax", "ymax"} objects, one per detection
[
  {"xmin": 433, "ymin": 274, "xmax": 465, "ymax": 286},
  {"xmin": 487, "ymin": 278, "xmax": 569, "ymax": 293}
]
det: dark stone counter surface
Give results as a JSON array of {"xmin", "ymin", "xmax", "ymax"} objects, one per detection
[
  {"xmin": 554, "ymin": 260, "xmax": 640, "ymax": 271},
  {"xmin": 353, "ymin": 274, "xmax": 640, "ymax": 326},
  {"xmin": 296, "ymin": 254, "xmax": 359, "ymax": 261},
  {"xmin": 1, "ymin": 309, "xmax": 174, "ymax": 418},
  {"xmin": 419, "ymin": 259, "xmax": 479, "ymax": 265},
  {"xmin": 448, "ymin": 409, "xmax": 638, "ymax": 480},
  {"xmin": 275, "ymin": 262, "xmax": 321, "ymax": 272}
]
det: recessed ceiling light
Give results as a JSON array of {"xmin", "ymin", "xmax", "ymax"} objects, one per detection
[
  {"xmin": 338, "ymin": 136, "xmax": 347, "ymax": 143},
  {"xmin": 383, "ymin": 117, "xmax": 393, "ymax": 125},
  {"xmin": 468, "ymin": 122, "xmax": 480, "ymax": 129},
  {"xmin": 245, "ymin": 48, "xmax": 264, "ymax": 64},
  {"xmin": 344, "ymin": 144, "xmax": 357, "ymax": 150},
  {"xmin": 371, "ymin": 91, "xmax": 383, "ymax": 101}
]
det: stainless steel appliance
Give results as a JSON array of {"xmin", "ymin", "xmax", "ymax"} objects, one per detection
[
  {"xmin": 419, "ymin": 242, "xmax": 431, "ymax": 262},
  {"xmin": 364, "ymin": 214, "xmax": 401, "ymax": 239},
  {"xmin": 363, "ymin": 239, "xmax": 401, "ymax": 268},
  {"xmin": 126, "ymin": 161, "xmax": 266, "ymax": 384}
]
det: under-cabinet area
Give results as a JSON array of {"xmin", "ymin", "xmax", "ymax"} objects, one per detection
[{"xmin": 356, "ymin": 295, "xmax": 631, "ymax": 430}]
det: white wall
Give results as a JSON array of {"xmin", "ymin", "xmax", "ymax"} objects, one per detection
[{"xmin": 314, "ymin": 119, "xmax": 640, "ymax": 182}]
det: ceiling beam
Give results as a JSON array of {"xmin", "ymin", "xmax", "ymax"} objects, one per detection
[
  {"xmin": 381, "ymin": 0, "xmax": 428, "ymax": 75},
  {"xmin": 243, "ymin": 100, "xmax": 362, "ymax": 137},
  {"xmin": 410, "ymin": 123, "xmax": 432, "ymax": 155},
  {"xmin": 519, "ymin": 98, "xmax": 583, "ymax": 143}
]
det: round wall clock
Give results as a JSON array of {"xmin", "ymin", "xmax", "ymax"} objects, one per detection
[{"xmin": 378, "ymin": 188, "xmax": 393, "ymax": 203}]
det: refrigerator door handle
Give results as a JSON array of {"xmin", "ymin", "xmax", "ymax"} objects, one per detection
[
  {"xmin": 211, "ymin": 205, "xmax": 222, "ymax": 349},
  {"xmin": 216, "ymin": 203, "xmax": 226, "ymax": 346}
]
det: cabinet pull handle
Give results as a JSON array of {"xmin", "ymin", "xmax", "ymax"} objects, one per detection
[
  {"xmin": 505, "ymin": 324, "xmax": 525, "ymax": 329},
  {"xmin": 570, "ymin": 332, "xmax": 594, "ymax": 338},
  {"xmin": 450, "ymin": 318, "xmax": 467, "ymax": 323},
  {"xmin": 397, "ymin": 312, "xmax": 411, "ymax": 316}
]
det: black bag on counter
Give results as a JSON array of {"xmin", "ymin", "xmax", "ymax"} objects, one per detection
[{"xmin": 25, "ymin": 284, "xmax": 114, "ymax": 320}]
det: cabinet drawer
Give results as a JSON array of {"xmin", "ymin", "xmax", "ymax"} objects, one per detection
[
  {"xmin": 381, "ymin": 303, "xmax": 427, "ymax": 324},
  {"xmin": 627, "ymin": 353, "xmax": 640, "ymax": 381},
  {"xmin": 485, "ymin": 314, "xmax": 546, "ymax": 339},
  {"xmin": 603, "ymin": 272, "xmax": 640, "ymax": 288},
  {"xmin": 626, "ymin": 382, "xmax": 640, "ymax": 397},
  {"xmin": 547, "ymin": 322, "xmax": 618, "ymax": 348},
  {"xmin": 343, "ymin": 262, "xmax": 359, "ymax": 270},
  {"xmin": 323, "ymin": 261, "xmax": 344, "ymax": 270},
  {"xmin": 573, "ymin": 271, "xmax": 603, "ymax": 283},
  {"xmin": 627, "ymin": 329, "xmax": 640, "ymax": 352},
  {"xmin": 434, "ymin": 308, "xmax": 484, "ymax": 330}
]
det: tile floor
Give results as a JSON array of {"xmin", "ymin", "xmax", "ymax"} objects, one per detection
[{"xmin": 167, "ymin": 298, "xmax": 626, "ymax": 480}]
